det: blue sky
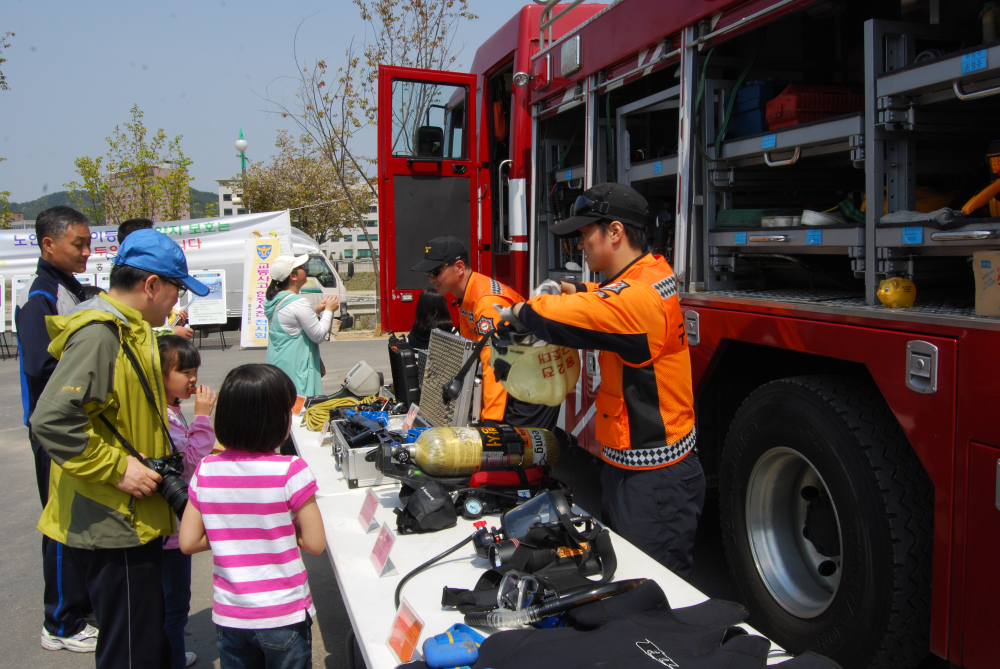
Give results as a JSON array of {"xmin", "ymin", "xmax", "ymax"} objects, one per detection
[{"xmin": 0, "ymin": 0, "xmax": 547, "ymax": 202}]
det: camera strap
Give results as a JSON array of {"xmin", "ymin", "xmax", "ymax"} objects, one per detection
[{"xmin": 84, "ymin": 320, "xmax": 178, "ymax": 456}]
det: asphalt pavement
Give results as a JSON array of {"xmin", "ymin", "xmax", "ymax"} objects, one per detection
[
  {"xmin": 0, "ymin": 332, "xmax": 945, "ymax": 669},
  {"xmin": 0, "ymin": 331, "xmax": 742, "ymax": 669}
]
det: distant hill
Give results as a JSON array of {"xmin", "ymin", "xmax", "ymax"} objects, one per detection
[{"xmin": 10, "ymin": 188, "xmax": 218, "ymax": 222}]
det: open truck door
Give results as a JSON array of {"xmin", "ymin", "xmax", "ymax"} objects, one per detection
[{"xmin": 378, "ymin": 66, "xmax": 479, "ymax": 333}]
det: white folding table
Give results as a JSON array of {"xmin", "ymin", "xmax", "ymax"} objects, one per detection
[{"xmin": 290, "ymin": 418, "xmax": 792, "ymax": 668}]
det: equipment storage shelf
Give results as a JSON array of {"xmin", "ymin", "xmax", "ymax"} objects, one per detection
[
  {"xmin": 876, "ymin": 220, "xmax": 1000, "ymax": 257},
  {"xmin": 628, "ymin": 155, "xmax": 679, "ymax": 181},
  {"xmin": 553, "ymin": 164, "xmax": 585, "ymax": 184},
  {"xmin": 615, "ymin": 84, "xmax": 681, "ymax": 186},
  {"xmin": 876, "ymin": 39, "xmax": 1000, "ymax": 105},
  {"xmin": 711, "ymin": 225, "xmax": 865, "ymax": 255},
  {"xmin": 709, "ymin": 113, "xmax": 864, "ymax": 168}
]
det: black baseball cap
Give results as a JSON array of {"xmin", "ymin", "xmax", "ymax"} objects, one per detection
[
  {"xmin": 411, "ymin": 236, "xmax": 468, "ymax": 273},
  {"xmin": 548, "ymin": 182, "xmax": 652, "ymax": 236}
]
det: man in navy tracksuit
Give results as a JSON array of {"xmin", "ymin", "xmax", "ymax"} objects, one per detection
[{"xmin": 15, "ymin": 206, "xmax": 97, "ymax": 652}]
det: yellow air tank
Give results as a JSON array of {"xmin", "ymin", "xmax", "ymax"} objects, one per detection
[{"xmin": 403, "ymin": 426, "xmax": 561, "ymax": 477}]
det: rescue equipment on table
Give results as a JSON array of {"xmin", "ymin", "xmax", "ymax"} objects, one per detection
[
  {"xmin": 395, "ymin": 426, "xmax": 561, "ymax": 477},
  {"xmin": 440, "ymin": 490, "xmax": 620, "ymax": 625},
  {"xmin": 302, "ymin": 394, "xmax": 389, "ymax": 432},
  {"xmin": 440, "ymin": 298, "xmax": 580, "ymax": 409},
  {"xmin": 392, "ymin": 489, "xmax": 619, "ymax": 617},
  {"xmin": 421, "ymin": 623, "xmax": 485, "ymax": 669},
  {"xmin": 387, "ymin": 333, "xmax": 422, "ymax": 408},
  {"xmin": 400, "ymin": 579, "xmax": 843, "ymax": 669},
  {"xmin": 364, "ymin": 422, "xmax": 564, "ymax": 534},
  {"xmin": 877, "ymin": 276, "xmax": 917, "ymax": 309}
]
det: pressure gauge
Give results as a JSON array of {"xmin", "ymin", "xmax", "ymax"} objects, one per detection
[{"xmin": 462, "ymin": 497, "xmax": 485, "ymax": 521}]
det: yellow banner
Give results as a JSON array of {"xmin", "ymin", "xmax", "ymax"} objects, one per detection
[{"xmin": 240, "ymin": 238, "xmax": 281, "ymax": 348}]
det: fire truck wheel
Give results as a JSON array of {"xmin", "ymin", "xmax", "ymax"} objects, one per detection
[{"xmin": 719, "ymin": 375, "xmax": 933, "ymax": 669}]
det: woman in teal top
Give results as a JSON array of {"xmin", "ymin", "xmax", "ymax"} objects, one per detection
[{"xmin": 264, "ymin": 255, "xmax": 338, "ymax": 396}]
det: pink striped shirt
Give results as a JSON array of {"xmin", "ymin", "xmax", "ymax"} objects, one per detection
[{"xmin": 189, "ymin": 450, "xmax": 319, "ymax": 629}]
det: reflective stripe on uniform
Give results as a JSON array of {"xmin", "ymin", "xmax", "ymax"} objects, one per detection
[
  {"xmin": 603, "ymin": 427, "xmax": 696, "ymax": 469},
  {"xmin": 651, "ymin": 275, "xmax": 677, "ymax": 301}
]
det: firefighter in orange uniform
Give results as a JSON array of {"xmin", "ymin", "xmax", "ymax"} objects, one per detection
[
  {"xmin": 507, "ymin": 183, "xmax": 705, "ymax": 577},
  {"xmin": 412, "ymin": 236, "xmax": 560, "ymax": 428}
]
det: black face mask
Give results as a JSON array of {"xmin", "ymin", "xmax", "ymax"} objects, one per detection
[{"xmin": 395, "ymin": 479, "xmax": 458, "ymax": 534}]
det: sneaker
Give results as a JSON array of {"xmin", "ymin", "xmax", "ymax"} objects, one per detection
[
  {"xmin": 40, "ymin": 624, "xmax": 99, "ymax": 652},
  {"xmin": 185, "ymin": 651, "xmax": 198, "ymax": 667}
]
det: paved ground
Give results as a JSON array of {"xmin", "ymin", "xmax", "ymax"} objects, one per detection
[{"xmin": 0, "ymin": 333, "xmax": 946, "ymax": 668}]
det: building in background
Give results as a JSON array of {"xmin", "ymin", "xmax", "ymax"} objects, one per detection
[
  {"xmin": 216, "ymin": 179, "xmax": 247, "ymax": 217},
  {"xmin": 320, "ymin": 203, "xmax": 379, "ymax": 264}
]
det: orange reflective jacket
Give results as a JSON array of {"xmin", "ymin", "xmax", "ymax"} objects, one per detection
[
  {"xmin": 522, "ymin": 254, "xmax": 695, "ymax": 470},
  {"xmin": 457, "ymin": 272, "xmax": 524, "ymax": 421}
]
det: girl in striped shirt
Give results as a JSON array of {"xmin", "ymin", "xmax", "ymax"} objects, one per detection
[{"xmin": 179, "ymin": 364, "xmax": 326, "ymax": 669}]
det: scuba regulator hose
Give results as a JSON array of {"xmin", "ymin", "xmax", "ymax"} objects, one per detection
[{"xmin": 395, "ymin": 532, "xmax": 478, "ymax": 609}]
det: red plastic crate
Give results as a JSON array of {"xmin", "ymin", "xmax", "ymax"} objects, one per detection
[{"xmin": 765, "ymin": 85, "xmax": 864, "ymax": 130}]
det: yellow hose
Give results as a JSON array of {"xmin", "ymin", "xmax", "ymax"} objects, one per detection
[{"xmin": 303, "ymin": 396, "xmax": 383, "ymax": 431}]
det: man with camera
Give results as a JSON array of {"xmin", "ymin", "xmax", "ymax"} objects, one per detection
[{"xmin": 30, "ymin": 229, "xmax": 209, "ymax": 668}]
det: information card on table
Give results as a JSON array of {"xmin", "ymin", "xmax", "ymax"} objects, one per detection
[
  {"xmin": 386, "ymin": 598, "xmax": 424, "ymax": 664},
  {"xmin": 402, "ymin": 403, "xmax": 420, "ymax": 432},
  {"xmin": 358, "ymin": 487, "xmax": 380, "ymax": 533},
  {"xmin": 370, "ymin": 521, "xmax": 397, "ymax": 577}
]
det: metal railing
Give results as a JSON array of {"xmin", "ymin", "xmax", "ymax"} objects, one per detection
[{"xmin": 537, "ymin": 0, "xmax": 587, "ymax": 47}]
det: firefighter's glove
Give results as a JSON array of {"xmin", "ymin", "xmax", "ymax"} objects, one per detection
[
  {"xmin": 496, "ymin": 304, "xmax": 547, "ymax": 347},
  {"xmin": 531, "ymin": 279, "xmax": 562, "ymax": 297}
]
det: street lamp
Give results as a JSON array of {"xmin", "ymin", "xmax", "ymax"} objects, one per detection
[{"xmin": 235, "ymin": 128, "xmax": 248, "ymax": 175}]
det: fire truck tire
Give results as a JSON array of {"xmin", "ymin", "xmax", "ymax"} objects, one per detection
[{"xmin": 719, "ymin": 375, "xmax": 933, "ymax": 669}]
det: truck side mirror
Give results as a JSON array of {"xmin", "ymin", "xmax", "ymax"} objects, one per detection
[{"xmin": 346, "ymin": 262, "xmax": 355, "ymax": 280}]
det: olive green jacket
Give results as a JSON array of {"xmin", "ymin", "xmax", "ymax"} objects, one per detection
[{"xmin": 31, "ymin": 295, "xmax": 175, "ymax": 549}]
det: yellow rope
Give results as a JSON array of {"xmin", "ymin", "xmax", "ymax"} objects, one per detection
[{"xmin": 303, "ymin": 395, "xmax": 382, "ymax": 431}]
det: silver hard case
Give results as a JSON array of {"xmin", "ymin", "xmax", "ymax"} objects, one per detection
[{"xmin": 332, "ymin": 414, "xmax": 411, "ymax": 489}]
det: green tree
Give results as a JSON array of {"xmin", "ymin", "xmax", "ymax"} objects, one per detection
[
  {"xmin": 0, "ymin": 31, "xmax": 15, "ymax": 228},
  {"xmin": 263, "ymin": 0, "xmax": 475, "ymax": 332},
  {"xmin": 0, "ymin": 30, "xmax": 14, "ymax": 92},
  {"xmin": 238, "ymin": 131, "xmax": 372, "ymax": 244},
  {"xmin": 64, "ymin": 104, "xmax": 194, "ymax": 225}
]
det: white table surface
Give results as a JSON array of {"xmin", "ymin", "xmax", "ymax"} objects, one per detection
[{"xmin": 290, "ymin": 418, "xmax": 792, "ymax": 668}]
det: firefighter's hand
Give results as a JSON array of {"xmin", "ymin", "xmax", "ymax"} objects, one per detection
[
  {"xmin": 115, "ymin": 455, "xmax": 161, "ymax": 499},
  {"xmin": 531, "ymin": 280, "xmax": 562, "ymax": 297},
  {"xmin": 560, "ymin": 281, "xmax": 577, "ymax": 295},
  {"xmin": 498, "ymin": 304, "xmax": 530, "ymax": 334}
]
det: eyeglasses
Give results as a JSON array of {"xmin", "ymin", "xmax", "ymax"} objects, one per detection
[
  {"xmin": 162, "ymin": 277, "xmax": 188, "ymax": 298},
  {"xmin": 426, "ymin": 261, "xmax": 455, "ymax": 279}
]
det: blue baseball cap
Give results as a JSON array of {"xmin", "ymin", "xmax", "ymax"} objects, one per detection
[{"xmin": 110, "ymin": 228, "xmax": 210, "ymax": 296}]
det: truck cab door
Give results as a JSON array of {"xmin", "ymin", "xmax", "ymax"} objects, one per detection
[{"xmin": 378, "ymin": 65, "xmax": 479, "ymax": 333}]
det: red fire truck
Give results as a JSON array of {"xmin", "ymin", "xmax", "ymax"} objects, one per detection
[{"xmin": 377, "ymin": 1, "xmax": 1000, "ymax": 667}]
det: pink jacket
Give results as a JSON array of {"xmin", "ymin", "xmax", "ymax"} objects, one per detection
[{"xmin": 164, "ymin": 404, "xmax": 216, "ymax": 550}]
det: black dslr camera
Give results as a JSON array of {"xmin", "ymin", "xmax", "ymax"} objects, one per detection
[{"xmin": 144, "ymin": 453, "xmax": 188, "ymax": 519}]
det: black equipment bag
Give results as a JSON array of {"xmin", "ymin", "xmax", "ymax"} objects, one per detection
[
  {"xmin": 394, "ymin": 479, "xmax": 458, "ymax": 534},
  {"xmin": 388, "ymin": 333, "xmax": 421, "ymax": 407}
]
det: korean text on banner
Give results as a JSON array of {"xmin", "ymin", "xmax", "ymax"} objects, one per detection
[
  {"xmin": 187, "ymin": 270, "xmax": 227, "ymax": 326},
  {"xmin": 240, "ymin": 239, "xmax": 280, "ymax": 349}
]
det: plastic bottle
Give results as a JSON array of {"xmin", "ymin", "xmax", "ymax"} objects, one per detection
[{"xmin": 403, "ymin": 425, "xmax": 561, "ymax": 477}]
